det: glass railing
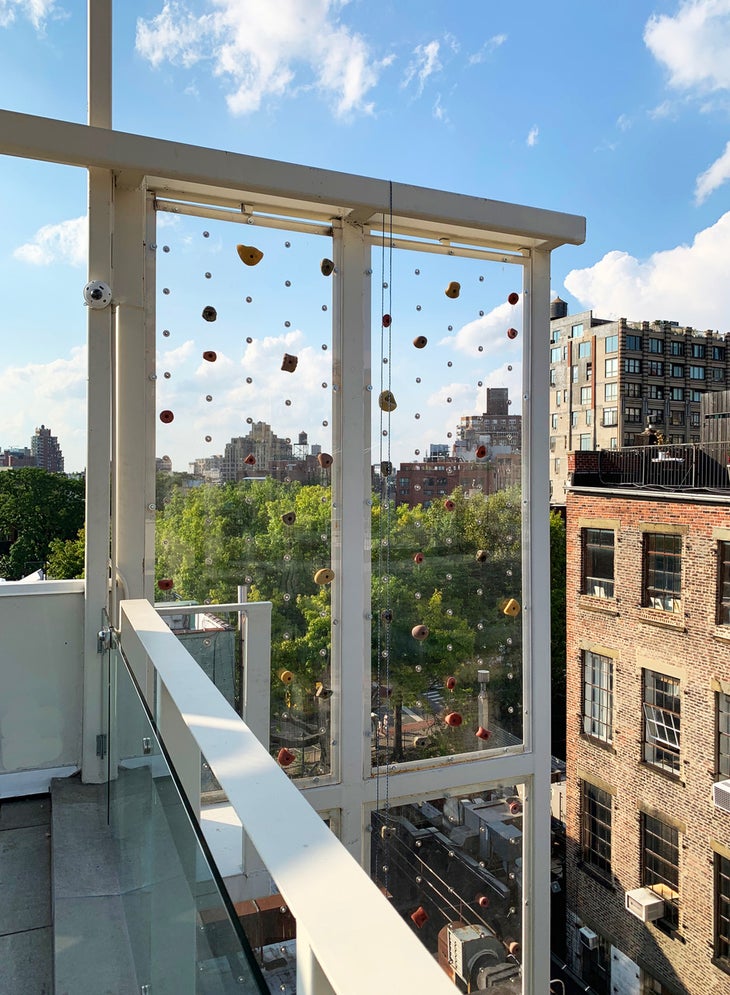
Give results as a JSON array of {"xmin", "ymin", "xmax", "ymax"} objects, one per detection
[{"xmin": 108, "ymin": 640, "xmax": 267, "ymax": 994}]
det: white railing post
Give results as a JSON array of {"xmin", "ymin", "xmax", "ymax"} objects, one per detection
[{"xmin": 296, "ymin": 927, "xmax": 336, "ymax": 995}]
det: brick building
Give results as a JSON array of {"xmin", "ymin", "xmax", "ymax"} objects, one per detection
[
  {"xmin": 563, "ymin": 449, "xmax": 730, "ymax": 994},
  {"xmin": 31, "ymin": 424, "xmax": 64, "ymax": 472}
]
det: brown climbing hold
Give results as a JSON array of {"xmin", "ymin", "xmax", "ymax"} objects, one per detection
[
  {"xmin": 475, "ymin": 444, "xmax": 487, "ymax": 459},
  {"xmin": 202, "ymin": 306, "xmax": 217, "ymax": 322},
  {"xmin": 507, "ymin": 327, "xmax": 518, "ymax": 340},
  {"xmin": 410, "ymin": 906, "xmax": 428, "ymax": 929},
  {"xmin": 244, "ymin": 453, "xmax": 256, "ymax": 466},
  {"xmin": 320, "ymin": 258, "xmax": 335, "ymax": 276},
  {"xmin": 445, "ymin": 281, "xmax": 461, "ymax": 299},
  {"xmin": 411, "ymin": 624, "xmax": 429, "ymax": 641},
  {"xmin": 281, "ymin": 353, "xmax": 298, "ymax": 373},
  {"xmin": 444, "ymin": 711, "xmax": 463, "ymax": 727},
  {"xmin": 381, "ymin": 460, "xmax": 392, "ymax": 476},
  {"xmin": 502, "ymin": 597, "xmax": 521, "ymax": 617},
  {"xmin": 475, "ymin": 549, "xmax": 488, "ymax": 563},
  {"xmin": 277, "ymin": 747, "xmax": 296, "ymax": 767},
  {"xmin": 508, "ymin": 292, "xmax": 519, "ymax": 305},
  {"xmin": 413, "ymin": 552, "xmax": 424, "ymax": 565},
  {"xmin": 413, "ymin": 335, "xmax": 428, "ymax": 349},
  {"xmin": 202, "ymin": 350, "xmax": 217, "ymax": 362},
  {"xmin": 443, "ymin": 498, "xmax": 455, "ymax": 512},
  {"xmin": 314, "ymin": 567, "xmax": 335, "ymax": 585},
  {"xmin": 378, "ymin": 390, "xmax": 397, "ymax": 412},
  {"xmin": 475, "ymin": 726, "xmax": 491, "ymax": 741},
  {"xmin": 236, "ymin": 244, "xmax": 264, "ymax": 266},
  {"xmin": 476, "ymin": 893, "xmax": 490, "ymax": 908},
  {"xmin": 317, "ymin": 452, "xmax": 333, "ymax": 468},
  {"xmin": 445, "ymin": 676, "xmax": 456, "ymax": 690},
  {"xmin": 157, "ymin": 578, "xmax": 174, "ymax": 591},
  {"xmin": 382, "ymin": 314, "xmax": 392, "ymax": 328},
  {"xmin": 509, "ymin": 800, "xmax": 522, "ymax": 815},
  {"xmin": 279, "ymin": 669, "xmax": 294, "ymax": 685},
  {"xmin": 381, "ymin": 608, "xmax": 393, "ymax": 623},
  {"xmin": 281, "ymin": 511, "xmax": 296, "ymax": 526},
  {"xmin": 159, "ymin": 410, "xmax": 174, "ymax": 423}
]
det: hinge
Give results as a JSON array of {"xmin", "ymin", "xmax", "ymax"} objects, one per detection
[{"xmin": 96, "ymin": 733, "xmax": 107, "ymax": 758}]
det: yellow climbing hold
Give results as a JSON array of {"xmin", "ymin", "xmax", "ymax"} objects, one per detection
[
  {"xmin": 502, "ymin": 598, "xmax": 521, "ymax": 618},
  {"xmin": 236, "ymin": 244, "xmax": 264, "ymax": 266},
  {"xmin": 314, "ymin": 567, "xmax": 335, "ymax": 585}
]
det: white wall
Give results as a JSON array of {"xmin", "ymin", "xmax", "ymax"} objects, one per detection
[{"xmin": 0, "ymin": 582, "xmax": 84, "ymax": 783}]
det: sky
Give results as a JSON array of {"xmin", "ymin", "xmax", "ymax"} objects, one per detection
[{"xmin": 2, "ymin": 0, "xmax": 730, "ymax": 471}]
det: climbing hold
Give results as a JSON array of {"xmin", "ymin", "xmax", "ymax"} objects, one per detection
[
  {"xmin": 476, "ymin": 893, "xmax": 490, "ymax": 908},
  {"xmin": 382, "ymin": 314, "xmax": 392, "ymax": 328},
  {"xmin": 509, "ymin": 800, "xmax": 522, "ymax": 815},
  {"xmin": 475, "ymin": 726, "xmax": 491, "ymax": 741},
  {"xmin": 413, "ymin": 552, "xmax": 424, "ymax": 565},
  {"xmin": 381, "ymin": 609, "xmax": 393, "ymax": 623},
  {"xmin": 507, "ymin": 940, "xmax": 521, "ymax": 958},
  {"xmin": 443, "ymin": 499, "xmax": 456, "ymax": 512},
  {"xmin": 445, "ymin": 676, "xmax": 456, "ymax": 690},
  {"xmin": 315, "ymin": 683, "xmax": 333, "ymax": 700},
  {"xmin": 317, "ymin": 452, "xmax": 333, "ymax": 468},
  {"xmin": 279, "ymin": 669, "xmax": 294, "ymax": 685},
  {"xmin": 380, "ymin": 825, "xmax": 395, "ymax": 840},
  {"xmin": 314, "ymin": 567, "xmax": 335, "ymax": 585},
  {"xmin": 281, "ymin": 511, "xmax": 296, "ymax": 526},
  {"xmin": 201, "ymin": 306, "xmax": 217, "ymax": 322},
  {"xmin": 508, "ymin": 292, "xmax": 519, "ymax": 305},
  {"xmin": 413, "ymin": 335, "xmax": 428, "ymax": 349},
  {"xmin": 380, "ymin": 460, "xmax": 392, "ymax": 477},
  {"xmin": 202, "ymin": 350, "xmax": 217, "ymax": 362},
  {"xmin": 157, "ymin": 578, "xmax": 174, "ymax": 591},
  {"xmin": 277, "ymin": 747, "xmax": 296, "ymax": 767},
  {"xmin": 236, "ymin": 244, "xmax": 264, "ymax": 266},
  {"xmin": 379, "ymin": 390, "xmax": 397, "ymax": 412},
  {"xmin": 320, "ymin": 258, "xmax": 335, "ymax": 276},
  {"xmin": 244, "ymin": 453, "xmax": 256, "ymax": 466},
  {"xmin": 445, "ymin": 281, "xmax": 461, "ymax": 299},
  {"xmin": 502, "ymin": 598, "xmax": 521, "ymax": 617},
  {"xmin": 444, "ymin": 712, "xmax": 463, "ymax": 727},
  {"xmin": 475, "ymin": 445, "xmax": 487, "ymax": 459},
  {"xmin": 159, "ymin": 410, "xmax": 174, "ymax": 423},
  {"xmin": 411, "ymin": 624, "xmax": 429, "ymax": 641},
  {"xmin": 475, "ymin": 549, "xmax": 488, "ymax": 563},
  {"xmin": 281, "ymin": 353, "xmax": 299, "ymax": 373},
  {"xmin": 410, "ymin": 907, "xmax": 429, "ymax": 929},
  {"xmin": 507, "ymin": 327, "xmax": 519, "ymax": 340}
]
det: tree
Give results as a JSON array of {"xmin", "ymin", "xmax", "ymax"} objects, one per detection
[
  {"xmin": 47, "ymin": 527, "xmax": 85, "ymax": 579},
  {"xmin": 0, "ymin": 469, "xmax": 85, "ymax": 579}
]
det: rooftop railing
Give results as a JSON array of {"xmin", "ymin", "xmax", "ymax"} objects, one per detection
[{"xmin": 596, "ymin": 442, "xmax": 730, "ymax": 491}]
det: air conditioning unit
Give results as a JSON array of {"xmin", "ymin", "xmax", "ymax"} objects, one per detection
[
  {"xmin": 713, "ymin": 779, "xmax": 730, "ymax": 813},
  {"xmin": 578, "ymin": 926, "xmax": 598, "ymax": 950},
  {"xmin": 625, "ymin": 888, "xmax": 665, "ymax": 923}
]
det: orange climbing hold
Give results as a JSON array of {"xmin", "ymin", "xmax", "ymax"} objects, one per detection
[
  {"xmin": 475, "ymin": 726, "xmax": 491, "ymax": 741},
  {"xmin": 157, "ymin": 578, "xmax": 174, "ymax": 591},
  {"xmin": 410, "ymin": 906, "xmax": 429, "ymax": 929},
  {"xmin": 244, "ymin": 453, "xmax": 256, "ymax": 466},
  {"xmin": 507, "ymin": 327, "xmax": 519, "ymax": 340},
  {"xmin": 443, "ymin": 499, "xmax": 456, "ymax": 512},
  {"xmin": 475, "ymin": 445, "xmax": 487, "ymax": 459},
  {"xmin": 317, "ymin": 452, "xmax": 333, "ymax": 468},
  {"xmin": 445, "ymin": 676, "xmax": 456, "ymax": 690},
  {"xmin": 413, "ymin": 335, "xmax": 428, "ymax": 349},
  {"xmin": 413, "ymin": 552, "xmax": 424, "ymax": 565},
  {"xmin": 277, "ymin": 748, "xmax": 296, "ymax": 767},
  {"xmin": 444, "ymin": 712, "xmax": 463, "ymax": 727}
]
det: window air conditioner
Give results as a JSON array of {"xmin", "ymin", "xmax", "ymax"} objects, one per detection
[
  {"xmin": 625, "ymin": 887, "xmax": 664, "ymax": 923},
  {"xmin": 578, "ymin": 926, "xmax": 598, "ymax": 951},
  {"xmin": 713, "ymin": 779, "xmax": 730, "ymax": 814}
]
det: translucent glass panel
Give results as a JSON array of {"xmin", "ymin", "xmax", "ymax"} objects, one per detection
[
  {"xmin": 154, "ymin": 217, "xmax": 334, "ymax": 776},
  {"xmin": 370, "ymin": 246, "xmax": 525, "ymax": 764},
  {"xmin": 371, "ymin": 786, "xmax": 523, "ymax": 988},
  {"xmin": 109, "ymin": 646, "xmax": 266, "ymax": 993}
]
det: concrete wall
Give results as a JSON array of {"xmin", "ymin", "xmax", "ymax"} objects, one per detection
[{"xmin": 0, "ymin": 581, "xmax": 84, "ymax": 785}]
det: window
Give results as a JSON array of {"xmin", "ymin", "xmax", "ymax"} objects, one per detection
[
  {"xmin": 626, "ymin": 334, "xmax": 642, "ymax": 350},
  {"xmin": 670, "ymin": 341, "xmax": 684, "ymax": 356},
  {"xmin": 669, "ymin": 410, "xmax": 684, "ymax": 426},
  {"xmin": 605, "ymin": 334, "xmax": 618, "ymax": 353},
  {"xmin": 642, "ymin": 813, "xmax": 679, "ymax": 928},
  {"xmin": 550, "ymin": 327, "xmax": 559, "ymax": 343},
  {"xmin": 625, "ymin": 432, "xmax": 636, "ymax": 445},
  {"xmin": 718, "ymin": 692, "xmax": 730, "ymax": 778},
  {"xmin": 586, "ymin": 410, "xmax": 593, "ymax": 426},
  {"xmin": 572, "ymin": 365, "xmax": 579, "ymax": 382},
  {"xmin": 689, "ymin": 389, "xmax": 702, "ymax": 402},
  {"xmin": 578, "ymin": 340, "xmax": 591, "ymax": 358},
  {"xmin": 671, "ymin": 364, "xmax": 685, "ymax": 378},
  {"xmin": 579, "ymin": 434, "xmax": 591, "ymax": 450},
  {"xmin": 713, "ymin": 345, "xmax": 725, "ymax": 361},
  {"xmin": 643, "ymin": 670, "xmax": 681, "ymax": 775},
  {"xmin": 692, "ymin": 343, "xmax": 706, "ymax": 358},
  {"xmin": 604, "ymin": 382, "xmax": 617, "ymax": 401},
  {"xmin": 581, "ymin": 386, "xmax": 592, "ymax": 405},
  {"xmin": 605, "ymin": 357, "xmax": 617, "ymax": 377},
  {"xmin": 718, "ymin": 541, "xmax": 730, "ymax": 625},
  {"xmin": 689, "ymin": 365, "xmax": 705, "ymax": 380},
  {"xmin": 625, "ymin": 358, "xmax": 642, "ymax": 374},
  {"xmin": 555, "ymin": 390, "xmax": 561, "ymax": 407},
  {"xmin": 649, "ymin": 337, "xmax": 664, "ymax": 353},
  {"xmin": 586, "ymin": 362, "xmax": 593, "ymax": 380},
  {"xmin": 572, "ymin": 322, "xmax": 584, "ymax": 337},
  {"xmin": 582, "ymin": 650, "xmax": 613, "ymax": 741},
  {"xmin": 713, "ymin": 367, "xmax": 725, "ymax": 382},
  {"xmin": 690, "ymin": 411, "xmax": 700, "ymax": 427},
  {"xmin": 625, "ymin": 381, "xmax": 642, "ymax": 397},
  {"xmin": 648, "ymin": 408, "xmax": 664, "ymax": 425},
  {"xmin": 554, "ymin": 457, "xmax": 560, "ymax": 473},
  {"xmin": 644, "ymin": 533, "xmax": 682, "ymax": 613},
  {"xmin": 647, "ymin": 385, "xmax": 664, "ymax": 399},
  {"xmin": 549, "ymin": 368, "xmax": 557, "ymax": 386},
  {"xmin": 603, "ymin": 407, "xmax": 618, "ymax": 427},
  {"xmin": 647, "ymin": 360, "xmax": 664, "ymax": 376},
  {"xmin": 715, "ymin": 853, "xmax": 730, "ymax": 963},
  {"xmin": 550, "ymin": 436, "xmax": 557, "ymax": 452},
  {"xmin": 551, "ymin": 413, "xmax": 559, "ymax": 429},
  {"xmin": 583, "ymin": 528, "xmax": 614, "ymax": 598},
  {"xmin": 625, "ymin": 406, "xmax": 642, "ymax": 423},
  {"xmin": 609, "ymin": 437, "xmax": 617, "ymax": 449},
  {"xmin": 551, "ymin": 346, "xmax": 562, "ymax": 363},
  {"xmin": 571, "ymin": 411, "xmax": 579, "ymax": 428},
  {"xmin": 581, "ymin": 781, "xmax": 612, "ymax": 877},
  {"xmin": 670, "ymin": 387, "xmax": 684, "ymax": 401}
]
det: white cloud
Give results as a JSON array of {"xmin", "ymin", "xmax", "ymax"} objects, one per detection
[
  {"xmin": 439, "ymin": 300, "xmax": 523, "ymax": 360},
  {"xmin": 468, "ymin": 34, "xmax": 506, "ymax": 65},
  {"xmin": 564, "ymin": 211, "xmax": 730, "ymax": 331},
  {"xmin": 13, "ymin": 216, "xmax": 86, "ymax": 267},
  {"xmin": 616, "ymin": 113, "xmax": 631, "ymax": 131},
  {"xmin": 648, "ymin": 99, "xmax": 674, "ymax": 119},
  {"xmin": 0, "ymin": 0, "xmax": 59, "ymax": 29},
  {"xmin": 645, "ymin": 0, "xmax": 730, "ymax": 93},
  {"xmin": 136, "ymin": 0, "xmax": 387, "ymax": 118},
  {"xmin": 526, "ymin": 125, "xmax": 539, "ymax": 147},
  {"xmin": 432, "ymin": 93, "xmax": 448, "ymax": 123},
  {"xmin": 695, "ymin": 140, "xmax": 730, "ymax": 202},
  {"xmin": 402, "ymin": 40, "xmax": 441, "ymax": 95}
]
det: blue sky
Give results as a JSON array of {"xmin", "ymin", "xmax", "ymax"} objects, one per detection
[{"xmin": 2, "ymin": 0, "xmax": 730, "ymax": 471}]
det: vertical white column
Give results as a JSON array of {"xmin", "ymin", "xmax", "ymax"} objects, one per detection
[
  {"xmin": 82, "ymin": 0, "xmax": 113, "ymax": 782},
  {"xmin": 296, "ymin": 926, "xmax": 337, "ymax": 995},
  {"xmin": 521, "ymin": 246, "xmax": 552, "ymax": 995},
  {"xmin": 331, "ymin": 221, "xmax": 371, "ymax": 860}
]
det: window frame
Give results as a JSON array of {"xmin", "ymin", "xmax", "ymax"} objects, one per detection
[
  {"xmin": 582, "ymin": 650, "xmax": 613, "ymax": 743},
  {"xmin": 643, "ymin": 669, "xmax": 681, "ymax": 776},
  {"xmin": 643, "ymin": 532, "xmax": 682, "ymax": 613},
  {"xmin": 625, "ymin": 358, "xmax": 642, "ymax": 375},
  {"xmin": 641, "ymin": 813, "xmax": 679, "ymax": 930},
  {"xmin": 715, "ymin": 852, "xmax": 730, "ymax": 965},
  {"xmin": 582, "ymin": 528, "xmax": 615, "ymax": 598},
  {"xmin": 718, "ymin": 691, "xmax": 730, "ymax": 779},
  {"xmin": 718, "ymin": 541, "xmax": 730, "ymax": 626},
  {"xmin": 604, "ymin": 357, "xmax": 618, "ymax": 378},
  {"xmin": 605, "ymin": 334, "xmax": 618, "ymax": 354},
  {"xmin": 581, "ymin": 781, "xmax": 612, "ymax": 879}
]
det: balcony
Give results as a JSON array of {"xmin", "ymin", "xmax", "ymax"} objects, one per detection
[{"xmin": 570, "ymin": 442, "xmax": 730, "ymax": 492}]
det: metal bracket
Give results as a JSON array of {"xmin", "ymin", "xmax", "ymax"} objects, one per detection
[
  {"xmin": 96, "ymin": 733, "xmax": 107, "ymax": 759},
  {"xmin": 97, "ymin": 627, "xmax": 112, "ymax": 654}
]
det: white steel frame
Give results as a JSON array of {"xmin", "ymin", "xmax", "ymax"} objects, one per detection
[{"xmin": 0, "ymin": 5, "xmax": 584, "ymax": 991}]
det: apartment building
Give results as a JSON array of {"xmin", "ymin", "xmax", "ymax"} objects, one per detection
[
  {"xmin": 564, "ymin": 449, "xmax": 730, "ymax": 994},
  {"xmin": 549, "ymin": 302, "xmax": 730, "ymax": 502}
]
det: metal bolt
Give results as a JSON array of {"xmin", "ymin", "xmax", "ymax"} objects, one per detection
[{"xmin": 147, "ymin": 503, "xmax": 156, "ymax": 511}]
